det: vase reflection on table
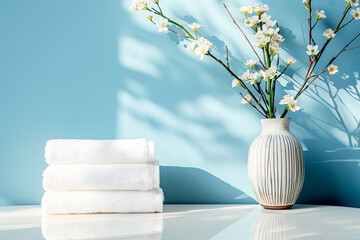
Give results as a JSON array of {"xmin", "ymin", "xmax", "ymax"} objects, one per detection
[{"xmin": 250, "ymin": 208, "xmax": 304, "ymax": 240}]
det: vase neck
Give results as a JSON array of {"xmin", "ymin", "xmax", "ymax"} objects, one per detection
[{"xmin": 261, "ymin": 118, "xmax": 290, "ymax": 133}]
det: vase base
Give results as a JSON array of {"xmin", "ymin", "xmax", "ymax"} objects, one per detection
[{"xmin": 260, "ymin": 204, "xmax": 293, "ymax": 210}]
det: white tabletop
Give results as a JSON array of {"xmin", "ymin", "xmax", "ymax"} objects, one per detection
[{"xmin": 0, "ymin": 204, "xmax": 359, "ymax": 240}]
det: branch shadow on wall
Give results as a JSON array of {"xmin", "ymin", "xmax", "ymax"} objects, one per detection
[{"xmin": 278, "ymin": 23, "xmax": 360, "ymax": 207}]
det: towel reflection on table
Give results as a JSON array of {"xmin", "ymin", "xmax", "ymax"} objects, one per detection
[{"xmin": 42, "ymin": 213, "xmax": 163, "ymax": 240}]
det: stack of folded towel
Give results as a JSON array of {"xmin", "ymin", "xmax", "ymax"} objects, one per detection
[{"xmin": 41, "ymin": 138, "xmax": 163, "ymax": 214}]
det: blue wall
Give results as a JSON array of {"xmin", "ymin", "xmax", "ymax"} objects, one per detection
[{"xmin": 0, "ymin": 0, "xmax": 359, "ymax": 207}]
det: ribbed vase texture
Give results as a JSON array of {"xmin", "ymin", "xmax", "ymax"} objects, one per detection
[{"xmin": 248, "ymin": 118, "xmax": 304, "ymax": 208}]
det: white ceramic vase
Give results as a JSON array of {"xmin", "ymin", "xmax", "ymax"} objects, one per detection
[{"xmin": 248, "ymin": 118, "xmax": 304, "ymax": 209}]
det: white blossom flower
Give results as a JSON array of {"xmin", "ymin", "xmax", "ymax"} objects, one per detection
[
  {"xmin": 328, "ymin": 64, "xmax": 339, "ymax": 75},
  {"xmin": 259, "ymin": 67, "xmax": 277, "ymax": 80},
  {"xmin": 280, "ymin": 95, "xmax": 300, "ymax": 112},
  {"xmin": 129, "ymin": 0, "xmax": 148, "ymax": 11},
  {"xmin": 239, "ymin": 6, "xmax": 250, "ymax": 14},
  {"xmin": 288, "ymin": 100, "xmax": 300, "ymax": 112},
  {"xmin": 269, "ymin": 43, "xmax": 280, "ymax": 55},
  {"xmin": 260, "ymin": 13, "xmax": 276, "ymax": 27},
  {"xmin": 244, "ymin": 18, "xmax": 254, "ymax": 27},
  {"xmin": 193, "ymin": 37, "xmax": 213, "ymax": 60},
  {"xmin": 246, "ymin": 72, "xmax": 259, "ymax": 84},
  {"xmin": 351, "ymin": 7, "xmax": 360, "ymax": 20},
  {"xmin": 265, "ymin": 19, "xmax": 277, "ymax": 28},
  {"xmin": 253, "ymin": 24, "xmax": 284, "ymax": 52},
  {"xmin": 262, "ymin": 26, "xmax": 276, "ymax": 36},
  {"xmin": 266, "ymin": 66, "xmax": 277, "ymax": 79},
  {"xmin": 240, "ymin": 70, "xmax": 252, "ymax": 80},
  {"xmin": 303, "ymin": 0, "xmax": 310, "ymax": 10},
  {"xmin": 260, "ymin": 13, "xmax": 271, "ymax": 22},
  {"xmin": 306, "ymin": 45, "xmax": 319, "ymax": 55},
  {"xmin": 249, "ymin": 2, "xmax": 260, "ymax": 14},
  {"xmin": 316, "ymin": 10, "xmax": 327, "ymax": 19},
  {"xmin": 186, "ymin": 41, "xmax": 196, "ymax": 52},
  {"xmin": 241, "ymin": 94, "xmax": 252, "ymax": 104},
  {"xmin": 188, "ymin": 22, "xmax": 202, "ymax": 32},
  {"xmin": 259, "ymin": 70, "xmax": 267, "ymax": 80},
  {"xmin": 346, "ymin": 0, "xmax": 359, "ymax": 7},
  {"xmin": 145, "ymin": 12, "xmax": 153, "ymax": 21},
  {"xmin": 246, "ymin": 59, "xmax": 257, "ymax": 68},
  {"xmin": 195, "ymin": 46, "xmax": 209, "ymax": 60},
  {"xmin": 279, "ymin": 94, "xmax": 292, "ymax": 105},
  {"xmin": 272, "ymin": 32, "xmax": 285, "ymax": 43},
  {"xmin": 258, "ymin": 4, "xmax": 270, "ymax": 15},
  {"xmin": 254, "ymin": 35, "xmax": 271, "ymax": 48},
  {"xmin": 232, "ymin": 79, "xmax": 240, "ymax": 88},
  {"xmin": 322, "ymin": 28, "xmax": 336, "ymax": 40},
  {"xmin": 244, "ymin": 16, "xmax": 260, "ymax": 27},
  {"xmin": 156, "ymin": 17, "xmax": 169, "ymax": 32},
  {"xmin": 285, "ymin": 57, "xmax": 297, "ymax": 65}
]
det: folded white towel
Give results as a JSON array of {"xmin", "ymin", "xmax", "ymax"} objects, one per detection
[
  {"xmin": 42, "ymin": 213, "xmax": 163, "ymax": 240},
  {"xmin": 42, "ymin": 188, "xmax": 164, "ymax": 214},
  {"xmin": 43, "ymin": 162, "xmax": 159, "ymax": 191},
  {"xmin": 45, "ymin": 138, "xmax": 154, "ymax": 165}
]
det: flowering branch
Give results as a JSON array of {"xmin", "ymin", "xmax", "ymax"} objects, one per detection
[
  {"xmin": 149, "ymin": 8, "xmax": 195, "ymax": 39},
  {"xmin": 207, "ymin": 52, "xmax": 268, "ymax": 116},
  {"xmin": 315, "ymin": 7, "xmax": 350, "ymax": 59},
  {"xmin": 299, "ymin": 32, "xmax": 360, "ymax": 96},
  {"xmin": 223, "ymin": 3, "xmax": 267, "ymax": 69},
  {"xmin": 280, "ymin": 3, "xmax": 356, "ymax": 118},
  {"xmin": 308, "ymin": 1, "xmax": 314, "ymax": 65},
  {"xmin": 130, "ymin": 0, "xmax": 359, "ymax": 119}
]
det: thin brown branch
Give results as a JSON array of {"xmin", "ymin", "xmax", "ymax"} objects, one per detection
[
  {"xmin": 169, "ymin": 29, "xmax": 190, "ymax": 38},
  {"xmin": 254, "ymin": 82, "xmax": 269, "ymax": 113},
  {"xmin": 156, "ymin": 3, "xmax": 163, "ymax": 14},
  {"xmin": 262, "ymin": 49, "xmax": 266, "ymax": 65},
  {"xmin": 239, "ymin": 92, "xmax": 267, "ymax": 118},
  {"xmin": 223, "ymin": 3, "xmax": 266, "ymax": 69},
  {"xmin": 308, "ymin": 1, "xmax": 313, "ymax": 64},
  {"xmin": 311, "ymin": 19, "xmax": 318, "ymax": 30},
  {"xmin": 344, "ymin": 45, "xmax": 360, "ymax": 51},
  {"xmin": 299, "ymin": 69, "xmax": 326, "ymax": 96},
  {"xmin": 225, "ymin": 45, "xmax": 229, "ymax": 68}
]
